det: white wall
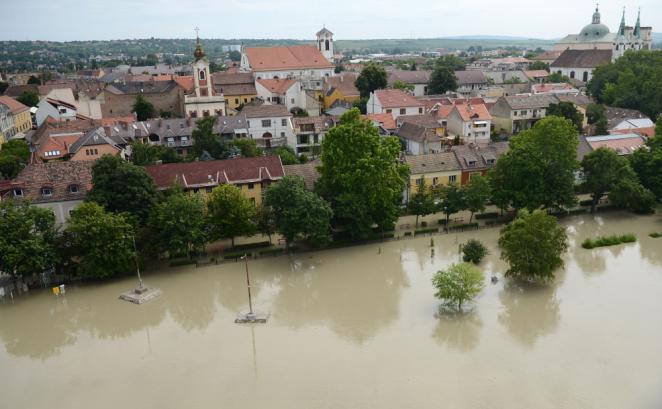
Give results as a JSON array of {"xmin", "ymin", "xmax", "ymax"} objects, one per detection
[{"xmin": 553, "ymin": 67, "xmax": 593, "ymax": 83}]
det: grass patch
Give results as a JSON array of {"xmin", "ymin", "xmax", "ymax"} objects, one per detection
[
  {"xmin": 475, "ymin": 212, "xmax": 498, "ymax": 220},
  {"xmin": 649, "ymin": 232, "xmax": 662, "ymax": 238},
  {"xmin": 581, "ymin": 234, "xmax": 637, "ymax": 249}
]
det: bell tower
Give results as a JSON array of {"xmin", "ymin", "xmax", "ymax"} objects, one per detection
[{"xmin": 316, "ymin": 26, "xmax": 334, "ymax": 62}]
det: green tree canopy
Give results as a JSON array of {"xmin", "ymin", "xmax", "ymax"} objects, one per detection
[
  {"xmin": 581, "ymin": 147, "xmax": 635, "ymax": 213},
  {"xmin": 206, "ymin": 184, "xmax": 256, "ymax": 247},
  {"xmin": 233, "ymin": 138, "xmax": 261, "ymax": 158},
  {"xmin": 498, "ymin": 209, "xmax": 568, "ymax": 282},
  {"xmin": 529, "ymin": 61, "xmax": 550, "ymax": 71},
  {"xmin": 434, "ymin": 55, "xmax": 466, "ymax": 71},
  {"xmin": 130, "ymin": 140, "xmax": 182, "ymax": 166},
  {"xmin": 490, "ymin": 116, "xmax": 578, "ymax": 211},
  {"xmin": 272, "ymin": 145, "xmax": 299, "ymax": 165},
  {"xmin": 408, "ymin": 184, "xmax": 435, "ymax": 227},
  {"xmin": 547, "ymin": 102, "xmax": 584, "ymax": 132},
  {"xmin": 463, "ymin": 175, "xmax": 491, "ymax": 222},
  {"xmin": 132, "ymin": 94, "xmax": 156, "ymax": 121},
  {"xmin": 432, "ymin": 263, "xmax": 485, "ymax": 312},
  {"xmin": 316, "ymin": 109, "xmax": 408, "ymax": 239},
  {"xmin": 546, "ymin": 72, "xmax": 571, "ymax": 83},
  {"xmin": 16, "ymin": 91, "xmax": 39, "ymax": 107},
  {"xmin": 608, "ymin": 178, "xmax": 657, "ymax": 214},
  {"xmin": 587, "ymin": 50, "xmax": 662, "ymax": 118},
  {"xmin": 438, "ymin": 183, "xmax": 465, "ymax": 226},
  {"xmin": 0, "ymin": 139, "xmax": 30, "ymax": 179},
  {"xmin": 355, "ymin": 62, "xmax": 388, "ymax": 99},
  {"xmin": 191, "ymin": 116, "xmax": 229, "ymax": 159},
  {"xmin": 0, "ymin": 202, "xmax": 57, "ymax": 278},
  {"xmin": 66, "ymin": 202, "xmax": 135, "ymax": 279},
  {"xmin": 392, "ymin": 80, "xmax": 414, "ymax": 92},
  {"xmin": 427, "ymin": 65, "xmax": 458, "ymax": 95},
  {"xmin": 264, "ymin": 175, "xmax": 333, "ymax": 247},
  {"xmin": 87, "ymin": 154, "xmax": 159, "ymax": 223},
  {"xmin": 586, "ymin": 103, "xmax": 606, "ymax": 125},
  {"xmin": 148, "ymin": 193, "xmax": 208, "ymax": 258},
  {"xmin": 629, "ymin": 134, "xmax": 662, "ymax": 200}
]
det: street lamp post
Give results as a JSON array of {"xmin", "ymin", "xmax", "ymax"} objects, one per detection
[
  {"xmin": 132, "ymin": 234, "xmax": 144, "ymax": 289},
  {"xmin": 242, "ymin": 254, "xmax": 254, "ymax": 316}
]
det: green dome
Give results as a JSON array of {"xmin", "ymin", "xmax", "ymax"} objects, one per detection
[{"xmin": 579, "ymin": 23, "xmax": 610, "ymax": 40}]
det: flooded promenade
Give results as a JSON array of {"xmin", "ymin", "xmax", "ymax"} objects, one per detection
[{"xmin": 1, "ymin": 212, "xmax": 661, "ymax": 409}]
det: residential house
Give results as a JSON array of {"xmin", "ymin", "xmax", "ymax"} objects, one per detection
[
  {"xmin": 397, "ymin": 122, "xmax": 443, "ymax": 155},
  {"xmin": 387, "ymin": 70, "xmax": 431, "ymax": 96},
  {"xmin": 143, "ymin": 156, "xmax": 285, "ymax": 206},
  {"xmin": 2, "ymin": 161, "xmax": 94, "ymax": 224},
  {"xmin": 451, "ymin": 142, "xmax": 509, "ymax": 185},
  {"xmin": 556, "ymin": 94, "xmax": 592, "ymax": 128},
  {"xmin": 101, "ymin": 80, "xmax": 185, "ymax": 118},
  {"xmin": 0, "ymin": 96, "xmax": 31, "ymax": 136},
  {"xmin": 610, "ymin": 117, "xmax": 654, "ymax": 133},
  {"xmin": 531, "ymin": 83, "xmax": 580, "ymax": 95},
  {"xmin": 364, "ymin": 113, "xmax": 398, "ymax": 135},
  {"xmin": 283, "ymin": 160, "xmax": 321, "ymax": 190},
  {"xmin": 35, "ymin": 98, "xmax": 91, "ymax": 127},
  {"xmin": 531, "ymin": 50, "xmax": 562, "ymax": 65},
  {"xmin": 323, "ymin": 72, "xmax": 360, "ymax": 110},
  {"xmin": 367, "ymin": 89, "xmax": 425, "ymax": 119},
  {"xmin": 446, "ymin": 102, "xmax": 492, "ymax": 145},
  {"xmin": 550, "ymin": 49, "xmax": 612, "ymax": 83},
  {"xmin": 397, "ymin": 113, "xmax": 446, "ymax": 136},
  {"xmin": 215, "ymin": 115, "xmax": 250, "ymax": 141},
  {"xmin": 241, "ymin": 45, "xmax": 334, "ymax": 81},
  {"xmin": 242, "ymin": 105, "xmax": 294, "ymax": 149},
  {"xmin": 212, "ymin": 72, "xmax": 257, "ymax": 113},
  {"xmin": 454, "ymin": 71, "xmax": 488, "ymax": 97},
  {"xmin": 523, "ymin": 70, "xmax": 549, "ymax": 83},
  {"xmin": 489, "ymin": 94, "xmax": 559, "ymax": 134},
  {"xmin": 256, "ymin": 79, "xmax": 301, "ymax": 110},
  {"xmin": 292, "ymin": 116, "xmax": 337, "ymax": 156},
  {"xmin": 584, "ymin": 133, "xmax": 648, "ymax": 156},
  {"xmin": 68, "ymin": 127, "xmax": 126, "ymax": 161},
  {"xmin": 0, "ymin": 104, "xmax": 15, "ymax": 143},
  {"xmin": 603, "ymin": 106, "xmax": 650, "ymax": 130},
  {"xmin": 403, "ymin": 152, "xmax": 462, "ymax": 202}
]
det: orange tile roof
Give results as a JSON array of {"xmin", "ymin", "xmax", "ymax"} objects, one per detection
[
  {"xmin": 375, "ymin": 89, "xmax": 424, "ymax": 108},
  {"xmin": 245, "ymin": 45, "xmax": 333, "ymax": 72},
  {"xmin": 364, "ymin": 113, "xmax": 397, "ymax": 130},
  {"xmin": 174, "ymin": 76, "xmax": 194, "ymax": 93},
  {"xmin": 257, "ymin": 78, "xmax": 298, "ymax": 95},
  {"xmin": 523, "ymin": 70, "xmax": 549, "ymax": 79},
  {"xmin": 434, "ymin": 104, "xmax": 455, "ymax": 119},
  {"xmin": 36, "ymin": 133, "xmax": 82, "ymax": 160},
  {"xmin": 453, "ymin": 103, "xmax": 492, "ymax": 121},
  {"xmin": 611, "ymin": 127, "xmax": 655, "ymax": 138},
  {"xmin": 100, "ymin": 114, "xmax": 136, "ymax": 126},
  {"xmin": 0, "ymin": 95, "xmax": 29, "ymax": 114}
]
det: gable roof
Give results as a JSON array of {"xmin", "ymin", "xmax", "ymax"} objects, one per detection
[
  {"xmin": 451, "ymin": 142, "xmax": 509, "ymax": 170},
  {"xmin": 405, "ymin": 152, "xmax": 461, "ymax": 174},
  {"xmin": 212, "ymin": 72, "xmax": 255, "ymax": 85},
  {"xmin": 397, "ymin": 114, "xmax": 441, "ymax": 128},
  {"xmin": 387, "ymin": 70, "xmax": 431, "ymax": 85},
  {"xmin": 452, "ymin": 103, "xmax": 492, "ymax": 121},
  {"xmin": 523, "ymin": 70, "xmax": 549, "ymax": 80},
  {"xmin": 284, "ymin": 160, "xmax": 321, "ymax": 190},
  {"xmin": 364, "ymin": 113, "xmax": 397, "ymax": 131},
  {"xmin": 257, "ymin": 78, "xmax": 298, "ymax": 95},
  {"xmin": 0, "ymin": 96, "xmax": 29, "ymax": 114},
  {"xmin": 375, "ymin": 89, "xmax": 424, "ymax": 108},
  {"xmin": 144, "ymin": 156, "xmax": 285, "ymax": 188},
  {"xmin": 324, "ymin": 73, "xmax": 360, "ymax": 97},
  {"xmin": 585, "ymin": 133, "xmax": 647, "ymax": 155},
  {"xmin": 69, "ymin": 127, "xmax": 122, "ymax": 154},
  {"xmin": 242, "ymin": 104, "xmax": 292, "ymax": 118},
  {"xmin": 551, "ymin": 49, "xmax": 613, "ymax": 68},
  {"xmin": 454, "ymin": 70, "xmax": 487, "ymax": 85},
  {"xmin": 397, "ymin": 122, "xmax": 442, "ymax": 143},
  {"xmin": 6, "ymin": 161, "xmax": 94, "ymax": 204},
  {"xmin": 501, "ymin": 94, "xmax": 559, "ymax": 110},
  {"xmin": 244, "ymin": 45, "xmax": 333, "ymax": 72}
]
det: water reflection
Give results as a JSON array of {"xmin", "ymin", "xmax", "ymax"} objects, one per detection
[
  {"xmin": 432, "ymin": 309, "xmax": 483, "ymax": 351},
  {"xmin": 569, "ymin": 217, "xmax": 607, "ymax": 275},
  {"xmin": 270, "ymin": 249, "xmax": 408, "ymax": 344},
  {"xmin": 498, "ymin": 280, "xmax": 561, "ymax": 348}
]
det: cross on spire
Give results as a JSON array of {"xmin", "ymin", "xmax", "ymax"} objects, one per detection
[{"xmin": 195, "ymin": 27, "xmax": 200, "ymax": 43}]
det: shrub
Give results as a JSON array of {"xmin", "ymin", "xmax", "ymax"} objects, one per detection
[
  {"xmin": 648, "ymin": 232, "xmax": 661, "ymax": 238},
  {"xmin": 232, "ymin": 241, "xmax": 272, "ymax": 251},
  {"xmin": 579, "ymin": 199, "xmax": 593, "ymax": 206},
  {"xmin": 462, "ymin": 239, "xmax": 488, "ymax": 264},
  {"xmin": 475, "ymin": 212, "xmax": 499, "ymax": 220},
  {"xmin": 421, "ymin": 221, "xmax": 428, "ymax": 227},
  {"xmin": 581, "ymin": 234, "xmax": 637, "ymax": 249},
  {"xmin": 404, "ymin": 231, "xmax": 413, "ymax": 237},
  {"xmin": 415, "ymin": 227, "xmax": 438, "ymax": 235}
]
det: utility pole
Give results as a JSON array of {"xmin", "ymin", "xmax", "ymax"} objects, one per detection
[
  {"xmin": 132, "ymin": 234, "xmax": 144, "ymax": 289},
  {"xmin": 243, "ymin": 254, "xmax": 254, "ymax": 315}
]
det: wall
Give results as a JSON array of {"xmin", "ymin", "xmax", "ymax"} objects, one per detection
[
  {"xmin": 101, "ymin": 87, "xmax": 184, "ymax": 118},
  {"xmin": 70, "ymin": 144, "xmax": 120, "ymax": 161},
  {"xmin": 35, "ymin": 200, "xmax": 83, "ymax": 225},
  {"xmin": 407, "ymin": 170, "xmax": 461, "ymax": 199}
]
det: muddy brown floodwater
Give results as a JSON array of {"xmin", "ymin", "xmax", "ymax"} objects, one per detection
[{"xmin": 1, "ymin": 212, "xmax": 662, "ymax": 409}]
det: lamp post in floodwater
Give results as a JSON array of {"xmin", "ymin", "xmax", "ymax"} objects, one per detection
[
  {"xmin": 243, "ymin": 254, "xmax": 254, "ymax": 315},
  {"xmin": 119, "ymin": 233, "xmax": 161, "ymax": 304},
  {"xmin": 235, "ymin": 254, "xmax": 268, "ymax": 323}
]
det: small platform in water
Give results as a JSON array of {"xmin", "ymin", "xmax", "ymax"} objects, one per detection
[
  {"xmin": 235, "ymin": 311, "xmax": 269, "ymax": 324},
  {"xmin": 119, "ymin": 286, "xmax": 162, "ymax": 304}
]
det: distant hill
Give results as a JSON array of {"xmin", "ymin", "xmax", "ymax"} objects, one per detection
[
  {"xmin": 440, "ymin": 35, "xmax": 551, "ymax": 41},
  {"xmin": 652, "ymin": 32, "xmax": 662, "ymax": 43}
]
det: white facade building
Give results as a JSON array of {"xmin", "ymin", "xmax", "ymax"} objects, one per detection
[
  {"xmin": 316, "ymin": 27, "xmax": 334, "ymax": 62},
  {"xmin": 367, "ymin": 89, "xmax": 425, "ymax": 119},
  {"xmin": 184, "ymin": 36, "xmax": 226, "ymax": 118},
  {"xmin": 242, "ymin": 105, "xmax": 295, "ymax": 149}
]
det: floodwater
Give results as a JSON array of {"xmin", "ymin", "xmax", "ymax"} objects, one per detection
[{"xmin": 1, "ymin": 212, "xmax": 661, "ymax": 409}]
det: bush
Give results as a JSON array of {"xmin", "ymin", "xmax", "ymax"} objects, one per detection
[
  {"xmin": 581, "ymin": 234, "xmax": 637, "ymax": 249},
  {"xmin": 462, "ymin": 239, "xmax": 488, "ymax": 264},
  {"xmin": 223, "ymin": 251, "xmax": 246, "ymax": 260},
  {"xmin": 579, "ymin": 199, "xmax": 593, "ymax": 207},
  {"xmin": 648, "ymin": 232, "xmax": 662, "ymax": 238},
  {"xmin": 475, "ymin": 212, "xmax": 498, "ymax": 220},
  {"xmin": 421, "ymin": 221, "xmax": 428, "ymax": 227},
  {"xmin": 231, "ymin": 241, "xmax": 271, "ymax": 251},
  {"xmin": 415, "ymin": 227, "xmax": 438, "ymax": 235},
  {"xmin": 404, "ymin": 231, "xmax": 412, "ymax": 237}
]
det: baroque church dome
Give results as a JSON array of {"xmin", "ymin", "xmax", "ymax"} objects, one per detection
[{"xmin": 579, "ymin": 6, "xmax": 610, "ymax": 40}]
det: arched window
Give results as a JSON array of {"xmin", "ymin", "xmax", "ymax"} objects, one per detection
[
  {"xmin": 325, "ymin": 39, "xmax": 330, "ymax": 51},
  {"xmin": 582, "ymin": 71, "xmax": 588, "ymax": 82},
  {"xmin": 570, "ymin": 71, "xmax": 575, "ymax": 79},
  {"xmin": 199, "ymin": 69, "xmax": 205, "ymax": 81}
]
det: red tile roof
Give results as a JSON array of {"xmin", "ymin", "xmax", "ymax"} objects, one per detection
[
  {"xmin": 523, "ymin": 70, "xmax": 549, "ymax": 80},
  {"xmin": 0, "ymin": 95, "xmax": 29, "ymax": 114},
  {"xmin": 611, "ymin": 127, "xmax": 655, "ymax": 138},
  {"xmin": 257, "ymin": 78, "xmax": 298, "ymax": 95},
  {"xmin": 374, "ymin": 89, "xmax": 424, "ymax": 108},
  {"xmin": 453, "ymin": 103, "xmax": 492, "ymax": 121},
  {"xmin": 364, "ymin": 113, "xmax": 397, "ymax": 130},
  {"xmin": 174, "ymin": 76, "xmax": 194, "ymax": 93},
  {"xmin": 144, "ymin": 156, "xmax": 285, "ymax": 189},
  {"xmin": 5, "ymin": 161, "xmax": 94, "ymax": 204},
  {"xmin": 245, "ymin": 45, "xmax": 333, "ymax": 72}
]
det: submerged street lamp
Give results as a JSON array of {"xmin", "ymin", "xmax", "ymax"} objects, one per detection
[
  {"xmin": 235, "ymin": 254, "xmax": 269, "ymax": 323},
  {"xmin": 119, "ymin": 234, "xmax": 162, "ymax": 304}
]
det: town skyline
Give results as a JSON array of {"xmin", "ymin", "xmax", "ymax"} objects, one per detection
[{"xmin": 5, "ymin": 0, "xmax": 661, "ymax": 42}]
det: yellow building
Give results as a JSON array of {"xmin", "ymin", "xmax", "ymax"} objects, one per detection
[
  {"xmin": 323, "ymin": 73, "xmax": 360, "ymax": 110},
  {"xmin": 404, "ymin": 152, "xmax": 462, "ymax": 201},
  {"xmin": 143, "ymin": 155, "xmax": 284, "ymax": 207},
  {"xmin": 212, "ymin": 72, "xmax": 258, "ymax": 114},
  {"xmin": 0, "ymin": 96, "xmax": 32, "ymax": 137}
]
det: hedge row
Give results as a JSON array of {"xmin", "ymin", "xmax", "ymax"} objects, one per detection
[{"xmin": 581, "ymin": 234, "xmax": 636, "ymax": 249}]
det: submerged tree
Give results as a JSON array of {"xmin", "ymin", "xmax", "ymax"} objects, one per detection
[
  {"xmin": 432, "ymin": 263, "xmax": 485, "ymax": 312},
  {"xmin": 207, "ymin": 184, "xmax": 256, "ymax": 248}
]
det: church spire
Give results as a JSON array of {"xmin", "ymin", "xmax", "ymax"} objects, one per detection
[
  {"xmin": 618, "ymin": 7, "xmax": 626, "ymax": 36},
  {"xmin": 193, "ymin": 27, "xmax": 206, "ymax": 60},
  {"xmin": 592, "ymin": 3, "xmax": 601, "ymax": 24},
  {"xmin": 634, "ymin": 7, "xmax": 641, "ymax": 37}
]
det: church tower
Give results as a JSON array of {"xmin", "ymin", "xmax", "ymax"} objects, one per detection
[
  {"xmin": 192, "ymin": 33, "xmax": 213, "ymax": 99},
  {"xmin": 316, "ymin": 27, "xmax": 334, "ymax": 62},
  {"xmin": 184, "ymin": 29, "xmax": 226, "ymax": 118}
]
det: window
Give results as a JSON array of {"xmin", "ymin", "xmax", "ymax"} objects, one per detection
[
  {"xmin": 244, "ymin": 98, "xmax": 248, "ymax": 103},
  {"xmin": 418, "ymin": 108, "xmax": 423, "ymax": 114},
  {"xmin": 582, "ymin": 71, "xmax": 589, "ymax": 82},
  {"xmin": 386, "ymin": 109, "xmax": 392, "ymax": 114},
  {"xmin": 203, "ymin": 110, "xmax": 210, "ymax": 117},
  {"xmin": 250, "ymin": 197, "xmax": 256, "ymax": 205},
  {"xmin": 281, "ymin": 119, "xmax": 287, "ymax": 126},
  {"xmin": 513, "ymin": 111, "xmax": 518, "ymax": 116},
  {"xmin": 298, "ymin": 134, "xmax": 310, "ymax": 144},
  {"xmin": 206, "ymin": 187, "xmax": 213, "ymax": 193},
  {"xmin": 570, "ymin": 71, "xmax": 575, "ymax": 79},
  {"xmin": 69, "ymin": 184, "xmax": 79, "ymax": 194},
  {"xmin": 291, "ymin": 98, "xmax": 295, "ymax": 104},
  {"xmin": 190, "ymin": 111, "xmax": 198, "ymax": 118},
  {"xmin": 432, "ymin": 177, "xmax": 439, "ymax": 186},
  {"xmin": 13, "ymin": 188, "xmax": 23, "ymax": 197},
  {"xmin": 261, "ymin": 119, "xmax": 271, "ymax": 127},
  {"xmin": 449, "ymin": 175, "xmax": 457, "ymax": 184},
  {"xmin": 520, "ymin": 110, "xmax": 526, "ymax": 116},
  {"xmin": 325, "ymin": 39, "xmax": 330, "ymax": 51},
  {"xmin": 400, "ymin": 108, "xmax": 406, "ymax": 115},
  {"xmin": 94, "ymin": 149, "xmax": 98, "ymax": 155},
  {"xmin": 235, "ymin": 98, "xmax": 239, "ymax": 104},
  {"xmin": 280, "ymin": 132, "xmax": 285, "ymax": 137},
  {"xmin": 41, "ymin": 187, "xmax": 53, "ymax": 197},
  {"xmin": 199, "ymin": 69, "xmax": 206, "ymax": 81},
  {"xmin": 415, "ymin": 178, "xmax": 423, "ymax": 187},
  {"xmin": 248, "ymin": 183, "xmax": 255, "ymax": 190},
  {"xmin": 313, "ymin": 134, "xmax": 319, "ymax": 144}
]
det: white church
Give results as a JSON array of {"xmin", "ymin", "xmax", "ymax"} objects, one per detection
[{"xmin": 184, "ymin": 34, "xmax": 226, "ymax": 118}]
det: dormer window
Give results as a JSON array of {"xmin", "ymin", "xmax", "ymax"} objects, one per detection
[
  {"xmin": 13, "ymin": 188, "xmax": 23, "ymax": 197},
  {"xmin": 69, "ymin": 184, "xmax": 79, "ymax": 194},
  {"xmin": 41, "ymin": 187, "xmax": 53, "ymax": 197}
]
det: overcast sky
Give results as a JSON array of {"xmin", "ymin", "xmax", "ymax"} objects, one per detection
[{"xmin": 4, "ymin": 0, "xmax": 660, "ymax": 41}]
